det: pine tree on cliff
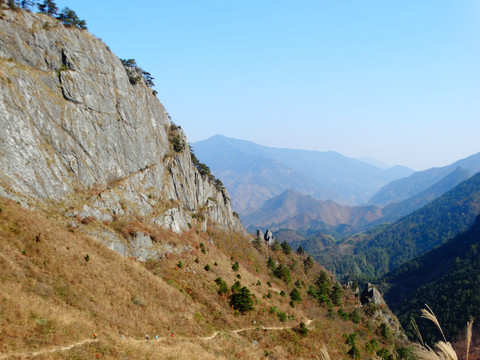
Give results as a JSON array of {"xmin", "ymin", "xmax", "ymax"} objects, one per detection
[
  {"xmin": 38, "ymin": 0, "xmax": 58, "ymax": 16},
  {"xmin": 21, "ymin": 0, "xmax": 34, "ymax": 9},
  {"xmin": 57, "ymin": 7, "xmax": 87, "ymax": 29}
]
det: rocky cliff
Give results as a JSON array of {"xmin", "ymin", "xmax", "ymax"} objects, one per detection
[{"xmin": 0, "ymin": 9, "xmax": 244, "ymax": 257}]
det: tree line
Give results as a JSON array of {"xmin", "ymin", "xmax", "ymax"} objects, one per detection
[{"xmin": 1, "ymin": 0, "xmax": 87, "ymax": 29}]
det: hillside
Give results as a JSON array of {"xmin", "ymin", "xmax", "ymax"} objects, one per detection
[
  {"xmin": 0, "ymin": 7, "xmax": 412, "ymax": 359},
  {"xmin": 368, "ymin": 153, "xmax": 480, "ymax": 207},
  {"xmin": 0, "ymin": 197, "xmax": 411, "ymax": 359},
  {"xmin": 193, "ymin": 135, "xmax": 413, "ymax": 214},
  {"xmin": 305, "ymin": 171, "xmax": 480, "ymax": 281},
  {"xmin": 379, "ymin": 214, "xmax": 480, "ymax": 344},
  {"xmin": 355, "ymin": 171, "xmax": 480, "ymax": 275}
]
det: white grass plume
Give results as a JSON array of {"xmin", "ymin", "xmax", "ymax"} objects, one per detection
[
  {"xmin": 412, "ymin": 341, "xmax": 458, "ymax": 360},
  {"xmin": 421, "ymin": 304, "xmax": 447, "ymax": 342},
  {"xmin": 414, "ymin": 305, "xmax": 477, "ymax": 360},
  {"xmin": 412, "ymin": 318, "xmax": 425, "ymax": 347},
  {"xmin": 466, "ymin": 317, "xmax": 474, "ymax": 360}
]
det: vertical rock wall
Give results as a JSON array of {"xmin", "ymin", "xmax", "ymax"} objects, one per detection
[{"xmin": 0, "ymin": 10, "xmax": 244, "ymax": 253}]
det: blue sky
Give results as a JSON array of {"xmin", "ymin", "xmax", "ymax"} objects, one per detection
[{"xmin": 53, "ymin": 1, "xmax": 480, "ymax": 170}]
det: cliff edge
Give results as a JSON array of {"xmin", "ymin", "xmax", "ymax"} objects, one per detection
[{"xmin": 0, "ymin": 9, "xmax": 244, "ymax": 257}]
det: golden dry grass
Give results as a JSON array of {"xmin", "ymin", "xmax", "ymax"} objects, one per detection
[{"xmin": 0, "ymin": 197, "xmax": 410, "ymax": 358}]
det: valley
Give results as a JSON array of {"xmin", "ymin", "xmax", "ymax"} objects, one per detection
[{"xmin": 0, "ymin": 2, "xmax": 478, "ymax": 359}]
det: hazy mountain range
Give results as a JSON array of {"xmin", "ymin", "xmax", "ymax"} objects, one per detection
[
  {"xmin": 193, "ymin": 135, "xmax": 413, "ymax": 215},
  {"xmin": 194, "ymin": 135, "xmax": 480, "ymax": 234},
  {"xmin": 368, "ymin": 152, "xmax": 480, "ymax": 207},
  {"xmin": 242, "ymin": 189, "xmax": 382, "ymax": 232}
]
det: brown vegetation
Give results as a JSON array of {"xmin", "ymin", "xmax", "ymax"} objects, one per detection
[{"xmin": 0, "ymin": 197, "xmax": 411, "ymax": 358}]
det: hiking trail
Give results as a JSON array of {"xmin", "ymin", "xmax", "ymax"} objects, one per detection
[
  {"xmin": 0, "ymin": 339, "xmax": 95, "ymax": 359},
  {"xmin": 199, "ymin": 318, "xmax": 314, "ymax": 340},
  {"xmin": 0, "ymin": 319, "xmax": 314, "ymax": 357}
]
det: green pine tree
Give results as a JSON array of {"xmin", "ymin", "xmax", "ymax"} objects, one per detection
[
  {"xmin": 290, "ymin": 288, "xmax": 302, "ymax": 302},
  {"xmin": 229, "ymin": 286, "xmax": 254, "ymax": 313},
  {"xmin": 331, "ymin": 282, "xmax": 343, "ymax": 306},
  {"xmin": 37, "ymin": 0, "xmax": 58, "ymax": 16},
  {"xmin": 281, "ymin": 241, "xmax": 292, "ymax": 255}
]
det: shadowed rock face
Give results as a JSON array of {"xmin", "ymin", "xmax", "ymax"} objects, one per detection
[
  {"xmin": 0, "ymin": 10, "xmax": 244, "ymax": 254},
  {"xmin": 360, "ymin": 283, "xmax": 386, "ymax": 307}
]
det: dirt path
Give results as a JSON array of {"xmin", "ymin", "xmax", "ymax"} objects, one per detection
[
  {"xmin": 0, "ymin": 339, "xmax": 95, "ymax": 359},
  {"xmin": 200, "ymin": 318, "xmax": 314, "ymax": 340},
  {"xmin": 1, "ymin": 319, "xmax": 315, "ymax": 357}
]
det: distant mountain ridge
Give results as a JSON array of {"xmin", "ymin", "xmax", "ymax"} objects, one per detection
[
  {"xmin": 243, "ymin": 189, "xmax": 383, "ymax": 232},
  {"xmin": 368, "ymin": 152, "xmax": 480, "ymax": 207},
  {"xmin": 345, "ymin": 171, "xmax": 480, "ymax": 277},
  {"xmin": 378, "ymin": 166, "xmax": 471, "ymax": 223},
  {"xmin": 243, "ymin": 167, "xmax": 472, "ymax": 236},
  {"xmin": 193, "ymin": 135, "xmax": 413, "ymax": 215}
]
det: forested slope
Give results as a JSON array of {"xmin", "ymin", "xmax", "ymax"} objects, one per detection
[
  {"xmin": 380, "ymin": 214, "xmax": 480, "ymax": 343},
  {"xmin": 311, "ymin": 172, "xmax": 480, "ymax": 281}
]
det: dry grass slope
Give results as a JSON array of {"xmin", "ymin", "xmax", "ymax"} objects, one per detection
[{"xmin": 0, "ymin": 197, "xmax": 410, "ymax": 359}]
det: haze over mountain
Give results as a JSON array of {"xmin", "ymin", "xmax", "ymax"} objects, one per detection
[
  {"xmin": 194, "ymin": 134, "xmax": 480, "ymax": 237},
  {"xmin": 368, "ymin": 152, "xmax": 480, "ymax": 207},
  {"xmin": 193, "ymin": 135, "xmax": 413, "ymax": 215},
  {"xmin": 243, "ymin": 189, "xmax": 383, "ymax": 233},
  {"xmin": 245, "ymin": 166, "xmax": 472, "ymax": 234},
  {"xmin": 378, "ymin": 166, "xmax": 471, "ymax": 223}
]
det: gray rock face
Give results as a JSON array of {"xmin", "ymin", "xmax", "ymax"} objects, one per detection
[
  {"xmin": 255, "ymin": 229, "xmax": 275, "ymax": 245},
  {"xmin": 0, "ymin": 10, "xmax": 244, "ymax": 257},
  {"xmin": 360, "ymin": 283, "xmax": 405, "ymax": 338},
  {"xmin": 360, "ymin": 283, "xmax": 386, "ymax": 307},
  {"xmin": 264, "ymin": 229, "xmax": 275, "ymax": 245}
]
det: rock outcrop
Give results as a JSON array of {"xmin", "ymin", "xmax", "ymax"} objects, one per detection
[
  {"xmin": 255, "ymin": 229, "xmax": 276, "ymax": 245},
  {"xmin": 360, "ymin": 283, "xmax": 386, "ymax": 307},
  {"xmin": 0, "ymin": 10, "xmax": 244, "ymax": 256},
  {"xmin": 360, "ymin": 283, "xmax": 405, "ymax": 339},
  {"xmin": 264, "ymin": 229, "xmax": 275, "ymax": 245}
]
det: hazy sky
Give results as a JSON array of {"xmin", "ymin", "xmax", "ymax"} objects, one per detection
[{"xmin": 53, "ymin": 1, "xmax": 480, "ymax": 170}]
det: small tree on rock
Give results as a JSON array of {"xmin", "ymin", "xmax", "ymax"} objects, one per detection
[
  {"xmin": 57, "ymin": 7, "xmax": 87, "ymax": 29},
  {"xmin": 37, "ymin": 0, "xmax": 58, "ymax": 16},
  {"xmin": 21, "ymin": 0, "xmax": 34, "ymax": 10}
]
